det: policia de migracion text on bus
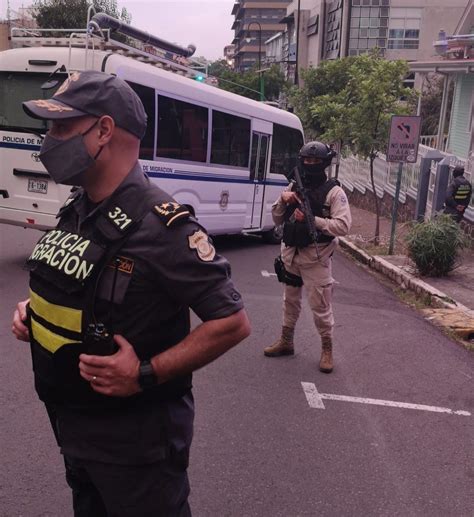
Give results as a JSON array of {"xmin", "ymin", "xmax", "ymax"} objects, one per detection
[{"xmin": 12, "ymin": 71, "xmax": 250, "ymax": 516}]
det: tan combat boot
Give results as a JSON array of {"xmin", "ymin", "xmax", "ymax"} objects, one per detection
[
  {"xmin": 264, "ymin": 326, "xmax": 295, "ymax": 357},
  {"xmin": 319, "ymin": 337, "xmax": 333, "ymax": 373}
]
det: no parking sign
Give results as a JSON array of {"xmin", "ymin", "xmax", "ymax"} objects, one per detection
[{"xmin": 387, "ymin": 115, "xmax": 421, "ymax": 163}]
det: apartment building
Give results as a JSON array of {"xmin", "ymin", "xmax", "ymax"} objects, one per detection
[
  {"xmin": 231, "ymin": 0, "xmax": 291, "ymax": 71},
  {"xmin": 271, "ymin": 0, "xmax": 467, "ymax": 84}
]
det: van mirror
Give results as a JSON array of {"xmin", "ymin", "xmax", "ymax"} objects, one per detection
[{"xmin": 41, "ymin": 79, "xmax": 60, "ymax": 90}]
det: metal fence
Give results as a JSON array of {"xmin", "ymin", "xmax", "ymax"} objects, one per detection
[{"xmin": 337, "ymin": 145, "xmax": 473, "ymax": 222}]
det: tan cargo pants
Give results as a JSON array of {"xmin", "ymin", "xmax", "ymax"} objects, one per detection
[{"xmin": 282, "ymin": 247, "xmax": 334, "ymax": 340}]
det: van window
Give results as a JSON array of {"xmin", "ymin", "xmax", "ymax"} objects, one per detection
[
  {"xmin": 127, "ymin": 81, "xmax": 155, "ymax": 160},
  {"xmin": 157, "ymin": 95, "xmax": 208, "ymax": 162},
  {"xmin": 0, "ymin": 72, "xmax": 65, "ymax": 132},
  {"xmin": 270, "ymin": 124, "xmax": 304, "ymax": 175},
  {"xmin": 211, "ymin": 110, "xmax": 251, "ymax": 168}
]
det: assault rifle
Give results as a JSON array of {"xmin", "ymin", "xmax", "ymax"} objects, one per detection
[{"xmin": 289, "ymin": 165, "xmax": 322, "ymax": 246}]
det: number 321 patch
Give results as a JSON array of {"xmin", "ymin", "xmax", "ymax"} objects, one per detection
[{"xmin": 188, "ymin": 230, "xmax": 216, "ymax": 262}]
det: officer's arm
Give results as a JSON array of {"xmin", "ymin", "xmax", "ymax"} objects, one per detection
[
  {"xmin": 12, "ymin": 299, "xmax": 30, "ymax": 342},
  {"xmin": 314, "ymin": 187, "xmax": 352, "ymax": 237},
  {"xmin": 271, "ymin": 184, "xmax": 294, "ymax": 225},
  {"xmin": 445, "ymin": 182, "xmax": 457, "ymax": 208},
  {"xmin": 149, "ymin": 309, "xmax": 250, "ymax": 383}
]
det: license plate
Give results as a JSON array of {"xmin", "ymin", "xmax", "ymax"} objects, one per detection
[{"xmin": 28, "ymin": 178, "xmax": 48, "ymax": 194}]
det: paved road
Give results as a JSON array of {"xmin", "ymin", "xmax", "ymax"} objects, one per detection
[{"xmin": 1, "ymin": 226, "xmax": 472, "ymax": 517}]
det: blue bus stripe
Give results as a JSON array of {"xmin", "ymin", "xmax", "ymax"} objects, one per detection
[
  {"xmin": 0, "ymin": 142, "xmax": 41, "ymax": 151},
  {"xmin": 0, "ymin": 142, "xmax": 288, "ymax": 186}
]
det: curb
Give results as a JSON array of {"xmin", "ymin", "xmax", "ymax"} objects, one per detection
[{"xmin": 339, "ymin": 237, "xmax": 474, "ymax": 342}]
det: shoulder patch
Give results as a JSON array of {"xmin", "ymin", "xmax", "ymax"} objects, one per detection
[
  {"xmin": 153, "ymin": 202, "xmax": 190, "ymax": 227},
  {"xmin": 188, "ymin": 229, "xmax": 216, "ymax": 262}
]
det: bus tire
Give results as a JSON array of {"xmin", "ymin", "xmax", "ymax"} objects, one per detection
[{"xmin": 261, "ymin": 225, "xmax": 283, "ymax": 244}]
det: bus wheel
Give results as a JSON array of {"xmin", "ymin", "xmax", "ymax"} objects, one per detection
[{"xmin": 261, "ymin": 225, "xmax": 283, "ymax": 244}]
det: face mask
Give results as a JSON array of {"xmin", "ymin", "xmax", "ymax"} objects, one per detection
[
  {"xmin": 302, "ymin": 164, "xmax": 327, "ymax": 187},
  {"xmin": 39, "ymin": 120, "xmax": 103, "ymax": 186}
]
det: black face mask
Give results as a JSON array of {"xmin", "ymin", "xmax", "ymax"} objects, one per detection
[
  {"xmin": 302, "ymin": 164, "xmax": 327, "ymax": 187},
  {"xmin": 39, "ymin": 120, "xmax": 103, "ymax": 186}
]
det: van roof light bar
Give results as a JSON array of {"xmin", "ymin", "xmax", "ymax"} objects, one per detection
[{"xmin": 88, "ymin": 13, "xmax": 196, "ymax": 58}]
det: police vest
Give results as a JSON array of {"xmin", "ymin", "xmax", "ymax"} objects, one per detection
[
  {"xmin": 453, "ymin": 177, "xmax": 472, "ymax": 208},
  {"xmin": 282, "ymin": 179, "xmax": 340, "ymax": 248},
  {"xmin": 26, "ymin": 185, "xmax": 192, "ymax": 408}
]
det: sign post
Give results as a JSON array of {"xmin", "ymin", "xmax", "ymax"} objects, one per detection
[{"xmin": 386, "ymin": 115, "xmax": 421, "ymax": 254}]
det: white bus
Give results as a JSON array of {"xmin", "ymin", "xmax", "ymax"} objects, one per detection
[{"xmin": 0, "ymin": 21, "xmax": 304, "ymax": 242}]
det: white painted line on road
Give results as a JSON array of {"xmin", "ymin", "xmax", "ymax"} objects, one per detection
[
  {"xmin": 261, "ymin": 270, "xmax": 277, "ymax": 278},
  {"xmin": 301, "ymin": 382, "xmax": 471, "ymax": 417},
  {"xmin": 301, "ymin": 382, "xmax": 326, "ymax": 409}
]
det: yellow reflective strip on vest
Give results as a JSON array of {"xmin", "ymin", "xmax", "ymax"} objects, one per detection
[
  {"xmin": 31, "ymin": 317, "xmax": 79, "ymax": 353},
  {"xmin": 29, "ymin": 289, "xmax": 82, "ymax": 333}
]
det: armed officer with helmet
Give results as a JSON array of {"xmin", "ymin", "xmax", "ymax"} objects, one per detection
[
  {"xmin": 11, "ymin": 71, "xmax": 250, "ymax": 516},
  {"xmin": 264, "ymin": 141, "xmax": 351, "ymax": 373}
]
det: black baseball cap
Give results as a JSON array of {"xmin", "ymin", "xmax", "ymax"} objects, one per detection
[{"xmin": 23, "ymin": 70, "xmax": 147, "ymax": 139}]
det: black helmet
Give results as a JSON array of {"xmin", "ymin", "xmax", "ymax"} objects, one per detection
[
  {"xmin": 299, "ymin": 141, "xmax": 335, "ymax": 161},
  {"xmin": 299, "ymin": 141, "xmax": 336, "ymax": 173}
]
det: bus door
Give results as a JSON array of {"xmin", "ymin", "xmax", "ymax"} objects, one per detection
[{"xmin": 248, "ymin": 131, "xmax": 270, "ymax": 229}]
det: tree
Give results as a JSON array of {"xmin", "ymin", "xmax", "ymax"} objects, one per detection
[
  {"xmin": 33, "ymin": 0, "xmax": 131, "ymax": 32},
  {"xmin": 295, "ymin": 53, "xmax": 415, "ymax": 245},
  {"xmin": 289, "ymin": 57, "xmax": 355, "ymax": 138},
  {"xmin": 418, "ymin": 74, "xmax": 454, "ymax": 136},
  {"xmin": 209, "ymin": 63, "xmax": 287, "ymax": 102}
]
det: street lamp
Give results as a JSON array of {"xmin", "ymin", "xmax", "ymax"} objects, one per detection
[{"xmin": 245, "ymin": 22, "xmax": 264, "ymax": 101}]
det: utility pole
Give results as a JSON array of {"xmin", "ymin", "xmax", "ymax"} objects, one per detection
[{"xmin": 294, "ymin": 0, "xmax": 301, "ymax": 86}]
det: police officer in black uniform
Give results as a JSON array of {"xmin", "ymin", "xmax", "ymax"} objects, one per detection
[
  {"xmin": 444, "ymin": 165, "xmax": 472, "ymax": 223},
  {"xmin": 12, "ymin": 71, "xmax": 250, "ymax": 516}
]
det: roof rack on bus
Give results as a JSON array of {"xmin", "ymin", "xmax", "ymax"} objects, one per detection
[{"xmin": 9, "ymin": 13, "xmax": 205, "ymax": 79}]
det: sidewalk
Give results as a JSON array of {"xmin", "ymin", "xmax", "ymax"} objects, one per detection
[{"xmin": 339, "ymin": 205, "xmax": 474, "ymax": 343}]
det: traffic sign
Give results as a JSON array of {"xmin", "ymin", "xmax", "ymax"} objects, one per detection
[{"xmin": 387, "ymin": 115, "xmax": 421, "ymax": 163}]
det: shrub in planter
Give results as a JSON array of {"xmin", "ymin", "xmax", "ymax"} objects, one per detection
[{"xmin": 405, "ymin": 214, "xmax": 467, "ymax": 277}]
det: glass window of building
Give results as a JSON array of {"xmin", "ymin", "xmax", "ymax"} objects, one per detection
[
  {"xmin": 388, "ymin": 8, "xmax": 421, "ymax": 49},
  {"xmin": 211, "ymin": 110, "xmax": 251, "ymax": 168},
  {"xmin": 157, "ymin": 95, "xmax": 208, "ymax": 162},
  {"xmin": 349, "ymin": 0, "xmax": 389, "ymax": 55}
]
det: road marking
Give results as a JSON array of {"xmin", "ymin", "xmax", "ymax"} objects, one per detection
[
  {"xmin": 261, "ymin": 270, "xmax": 277, "ymax": 278},
  {"xmin": 301, "ymin": 382, "xmax": 471, "ymax": 417},
  {"xmin": 301, "ymin": 382, "xmax": 326, "ymax": 409}
]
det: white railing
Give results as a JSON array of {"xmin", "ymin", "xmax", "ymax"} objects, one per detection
[
  {"xmin": 337, "ymin": 146, "xmax": 473, "ymax": 223},
  {"xmin": 419, "ymin": 134, "xmax": 449, "ymax": 150}
]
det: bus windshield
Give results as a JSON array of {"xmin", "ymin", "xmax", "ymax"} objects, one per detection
[{"xmin": 0, "ymin": 71, "xmax": 65, "ymax": 133}]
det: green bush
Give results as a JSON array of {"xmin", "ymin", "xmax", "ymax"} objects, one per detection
[{"xmin": 405, "ymin": 214, "xmax": 467, "ymax": 277}]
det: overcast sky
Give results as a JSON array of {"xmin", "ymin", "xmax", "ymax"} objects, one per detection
[{"xmin": 4, "ymin": 0, "xmax": 235, "ymax": 60}]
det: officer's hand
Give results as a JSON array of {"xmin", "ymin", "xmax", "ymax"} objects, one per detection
[
  {"xmin": 281, "ymin": 191, "xmax": 301, "ymax": 205},
  {"xmin": 294, "ymin": 208, "xmax": 305, "ymax": 222},
  {"xmin": 12, "ymin": 299, "xmax": 30, "ymax": 342},
  {"xmin": 79, "ymin": 335, "xmax": 140, "ymax": 397},
  {"xmin": 456, "ymin": 205, "xmax": 465, "ymax": 212}
]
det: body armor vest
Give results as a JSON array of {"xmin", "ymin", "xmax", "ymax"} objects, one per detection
[
  {"xmin": 452, "ymin": 177, "xmax": 472, "ymax": 207},
  {"xmin": 26, "ymin": 183, "xmax": 191, "ymax": 408},
  {"xmin": 282, "ymin": 179, "xmax": 339, "ymax": 248}
]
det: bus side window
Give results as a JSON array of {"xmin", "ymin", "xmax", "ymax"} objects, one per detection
[
  {"xmin": 126, "ymin": 81, "xmax": 155, "ymax": 161},
  {"xmin": 211, "ymin": 110, "xmax": 250, "ymax": 168},
  {"xmin": 157, "ymin": 95, "xmax": 208, "ymax": 162},
  {"xmin": 270, "ymin": 124, "xmax": 304, "ymax": 176}
]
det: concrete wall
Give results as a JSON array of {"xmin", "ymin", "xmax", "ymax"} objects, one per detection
[
  {"xmin": 385, "ymin": 0, "xmax": 466, "ymax": 63},
  {"xmin": 306, "ymin": 0, "xmax": 324, "ymax": 67}
]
